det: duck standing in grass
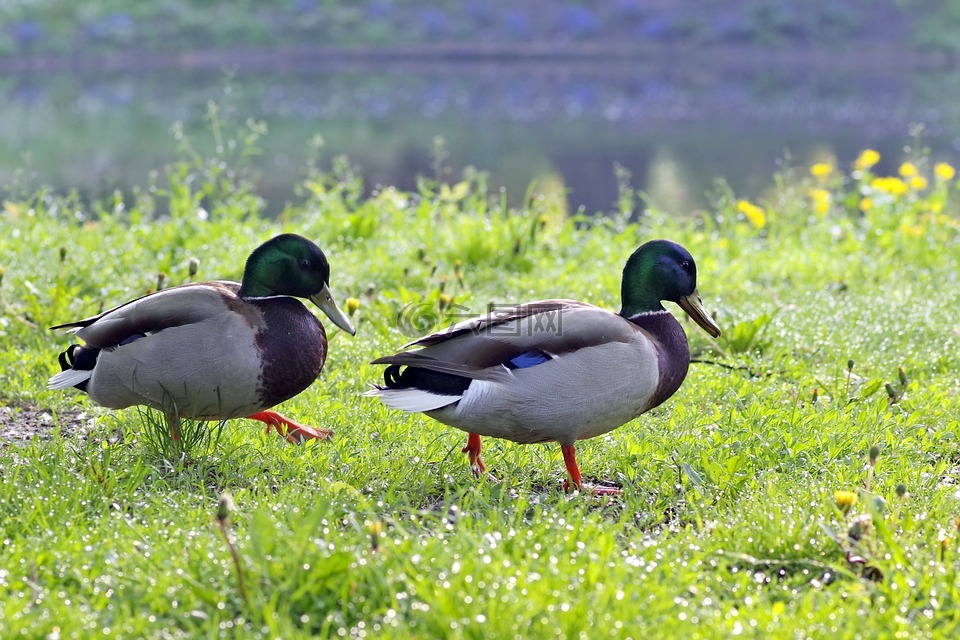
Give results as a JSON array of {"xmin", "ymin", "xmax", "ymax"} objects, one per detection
[
  {"xmin": 49, "ymin": 233, "xmax": 356, "ymax": 443},
  {"xmin": 366, "ymin": 239, "xmax": 720, "ymax": 493}
]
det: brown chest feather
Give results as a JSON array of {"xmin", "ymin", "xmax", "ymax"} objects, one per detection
[{"xmin": 254, "ymin": 297, "xmax": 328, "ymax": 407}]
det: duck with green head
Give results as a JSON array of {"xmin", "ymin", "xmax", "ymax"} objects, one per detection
[
  {"xmin": 49, "ymin": 233, "xmax": 356, "ymax": 442},
  {"xmin": 366, "ymin": 239, "xmax": 720, "ymax": 493}
]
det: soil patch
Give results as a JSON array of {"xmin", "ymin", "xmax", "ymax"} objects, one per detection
[{"xmin": 0, "ymin": 402, "xmax": 95, "ymax": 446}]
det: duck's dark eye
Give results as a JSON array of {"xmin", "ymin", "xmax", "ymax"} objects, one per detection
[
  {"xmin": 298, "ymin": 258, "xmax": 313, "ymax": 270},
  {"xmin": 679, "ymin": 260, "xmax": 692, "ymax": 271}
]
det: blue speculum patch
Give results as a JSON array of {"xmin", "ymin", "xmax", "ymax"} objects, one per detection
[{"xmin": 506, "ymin": 350, "xmax": 551, "ymax": 369}]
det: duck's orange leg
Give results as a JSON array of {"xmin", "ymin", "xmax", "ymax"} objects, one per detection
[
  {"xmin": 246, "ymin": 410, "xmax": 333, "ymax": 444},
  {"xmin": 164, "ymin": 413, "xmax": 182, "ymax": 441},
  {"xmin": 561, "ymin": 444, "xmax": 621, "ymax": 495},
  {"xmin": 462, "ymin": 433, "xmax": 486, "ymax": 475}
]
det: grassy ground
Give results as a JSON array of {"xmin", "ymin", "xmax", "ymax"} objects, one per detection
[{"xmin": 1, "ymin": 126, "xmax": 960, "ymax": 638}]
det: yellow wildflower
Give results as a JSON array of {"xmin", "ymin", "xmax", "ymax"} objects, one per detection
[
  {"xmin": 870, "ymin": 176, "xmax": 908, "ymax": 197},
  {"xmin": 808, "ymin": 188, "xmax": 831, "ymax": 216},
  {"xmin": 810, "ymin": 162, "xmax": 833, "ymax": 179},
  {"xmin": 345, "ymin": 297, "xmax": 360, "ymax": 315},
  {"xmin": 935, "ymin": 162, "xmax": 956, "ymax": 181},
  {"xmin": 736, "ymin": 200, "xmax": 766, "ymax": 229},
  {"xmin": 854, "ymin": 149, "xmax": 880, "ymax": 171},
  {"xmin": 910, "ymin": 176, "xmax": 928, "ymax": 191},
  {"xmin": 859, "ymin": 197, "xmax": 873, "ymax": 213},
  {"xmin": 899, "ymin": 221, "xmax": 925, "ymax": 237},
  {"xmin": 2, "ymin": 200, "xmax": 21, "ymax": 218},
  {"xmin": 899, "ymin": 162, "xmax": 918, "ymax": 178},
  {"xmin": 439, "ymin": 181, "xmax": 470, "ymax": 202},
  {"xmin": 835, "ymin": 490, "xmax": 858, "ymax": 511}
]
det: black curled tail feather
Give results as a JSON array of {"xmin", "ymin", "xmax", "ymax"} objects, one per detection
[
  {"xmin": 384, "ymin": 365, "xmax": 404, "ymax": 388},
  {"xmin": 57, "ymin": 345, "xmax": 76, "ymax": 372},
  {"xmin": 57, "ymin": 344, "xmax": 100, "ymax": 392},
  {"xmin": 381, "ymin": 363, "xmax": 471, "ymax": 396}
]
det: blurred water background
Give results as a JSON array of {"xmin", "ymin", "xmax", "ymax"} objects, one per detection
[{"xmin": 3, "ymin": 0, "xmax": 960, "ymax": 215}]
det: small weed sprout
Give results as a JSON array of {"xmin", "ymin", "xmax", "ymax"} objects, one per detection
[
  {"xmin": 824, "ymin": 444, "xmax": 951, "ymax": 582},
  {"xmin": 368, "ymin": 520, "xmax": 383, "ymax": 554},
  {"xmin": 139, "ymin": 406, "xmax": 226, "ymax": 461},
  {"xmin": 886, "ymin": 365, "xmax": 910, "ymax": 405},
  {"xmin": 215, "ymin": 492, "xmax": 249, "ymax": 607}
]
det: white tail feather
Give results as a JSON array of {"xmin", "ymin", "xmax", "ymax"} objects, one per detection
[
  {"xmin": 363, "ymin": 388, "xmax": 460, "ymax": 412},
  {"xmin": 48, "ymin": 369, "xmax": 92, "ymax": 390}
]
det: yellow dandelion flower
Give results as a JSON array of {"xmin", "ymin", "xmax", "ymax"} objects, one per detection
[
  {"xmin": 898, "ymin": 221, "xmax": 925, "ymax": 237},
  {"xmin": 854, "ymin": 149, "xmax": 880, "ymax": 171},
  {"xmin": 736, "ymin": 200, "xmax": 766, "ymax": 229},
  {"xmin": 889, "ymin": 178, "xmax": 909, "ymax": 196},
  {"xmin": 935, "ymin": 162, "xmax": 956, "ymax": 181},
  {"xmin": 870, "ymin": 176, "xmax": 908, "ymax": 197},
  {"xmin": 2, "ymin": 200, "xmax": 21, "ymax": 218},
  {"xmin": 808, "ymin": 188, "xmax": 831, "ymax": 216},
  {"xmin": 859, "ymin": 197, "xmax": 873, "ymax": 213},
  {"xmin": 345, "ymin": 297, "xmax": 360, "ymax": 315},
  {"xmin": 899, "ymin": 162, "xmax": 918, "ymax": 178},
  {"xmin": 835, "ymin": 490, "xmax": 858, "ymax": 511},
  {"xmin": 910, "ymin": 176, "xmax": 928, "ymax": 191},
  {"xmin": 810, "ymin": 163, "xmax": 833, "ymax": 179}
]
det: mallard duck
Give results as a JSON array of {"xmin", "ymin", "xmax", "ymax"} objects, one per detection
[
  {"xmin": 48, "ymin": 233, "xmax": 356, "ymax": 442},
  {"xmin": 366, "ymin": 239, "xmax": 720, "ymax": 493}
]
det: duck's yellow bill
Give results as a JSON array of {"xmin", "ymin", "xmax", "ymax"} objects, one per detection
[
  {"xmin": 310, "ymin": 283, "xmax": 357, "ymax": 335},
  {"xmin": 677, "ymin": 288, "xmax": 721, "ymax": 338}
]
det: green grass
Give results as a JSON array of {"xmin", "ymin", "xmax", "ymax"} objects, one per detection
[{"xmin": 2, "ymin": 126, "xmax": 960, "ymax": 638}]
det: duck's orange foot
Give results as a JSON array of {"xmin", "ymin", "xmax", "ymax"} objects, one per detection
[
  {"xmin": 246, "ymin": 410, "xmax": 333, "ymax": 444},
  {"xmin": 561, "ymin": 444, "xmax": 622, "ymax": 495},
  {"xmin": 563, "ymin": 480, "xmax": 623, "ymax": 495},
  {"xmin": 462, "ymin": 432, "xmax": 486, "ymax": 476}
]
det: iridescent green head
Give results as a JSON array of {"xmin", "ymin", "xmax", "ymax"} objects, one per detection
[
  {"xmin": 239, "ymin": 234, "xmax": 356, "ymax": 334},
  {"xmin": 619, "ymin": 239, "xmax": 721, "ymax": 337}
]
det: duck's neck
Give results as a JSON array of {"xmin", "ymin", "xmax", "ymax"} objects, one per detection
[
  {"xmin": 625, "ymin": 310, "xmax": 690, "ymax": 410},
  {"xmin": 238, "ymin": 276, "xmax": 277, "ymax": 299}
]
